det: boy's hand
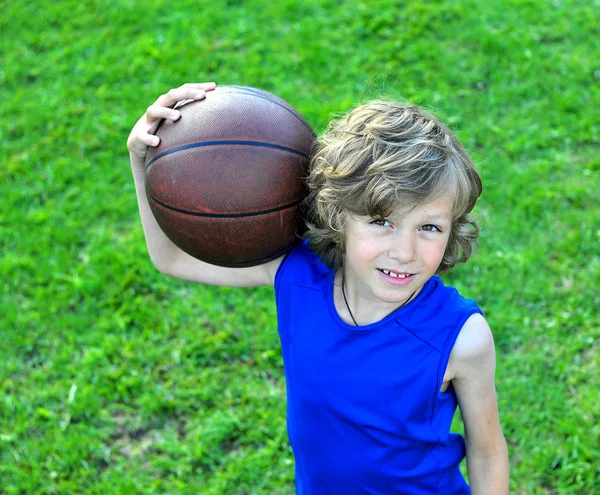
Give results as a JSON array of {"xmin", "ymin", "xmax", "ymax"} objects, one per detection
[{"xmin": 127, "ymin": 82, "xmax": 216, "ymax": 166}]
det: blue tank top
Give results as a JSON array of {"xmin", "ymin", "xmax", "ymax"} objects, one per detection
[{"xmin": 274, "ymin": 242, "xmax": 482, "ymax": 495}]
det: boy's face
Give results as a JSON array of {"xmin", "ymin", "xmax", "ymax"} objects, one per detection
[{"xmin": 343, "ymin": 193, "xmax": 454, "ymax": 312}]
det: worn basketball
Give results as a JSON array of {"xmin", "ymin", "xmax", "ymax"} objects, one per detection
[{"xmin": 144, "ymin": 86, "xmax": 315, "ymax": 267}]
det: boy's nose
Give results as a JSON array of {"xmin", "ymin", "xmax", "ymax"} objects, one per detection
[{"xmin": 387, "ymin": 233, "xmax": 417, "ymax": 263}]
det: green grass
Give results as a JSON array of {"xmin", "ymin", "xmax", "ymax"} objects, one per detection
[{"xmin": 2, "ymin": 0, "xmax": 598, "ymax": 493}]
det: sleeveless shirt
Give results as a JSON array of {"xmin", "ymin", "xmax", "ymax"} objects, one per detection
[{"xmin": 274, "ymin": 241, "xmax": 482, "ymax": 495}]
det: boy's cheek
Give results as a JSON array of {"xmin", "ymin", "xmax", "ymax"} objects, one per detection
[{"xmin": 347, "ymin": 243, "xmax": 381, "ymax": 264}]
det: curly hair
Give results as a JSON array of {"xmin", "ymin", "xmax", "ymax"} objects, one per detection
[{"xmin": 301, "ymin": 99, "xmax": 482, "ymax": 273}]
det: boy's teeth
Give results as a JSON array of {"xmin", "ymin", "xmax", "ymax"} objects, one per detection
[{"xmin": 382, "ymin": 269, "xmax": 408, "ymax": 278}]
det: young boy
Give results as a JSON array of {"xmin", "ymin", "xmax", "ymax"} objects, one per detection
[{"xmin": 127, "ymin": 83, "xmax": 509, "ymax": 494}]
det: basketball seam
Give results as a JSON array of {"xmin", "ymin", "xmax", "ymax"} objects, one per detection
[
  {"xmin": 146, "ymin": 140, "xmax": 309, "ymax": 170},
  {"xmin": 227, "ymin": 86, "xmax": 314, "ymax": 135},
  {"xmin": 148, "ymin": 191, "xmax": 300, "ymax": 218}
]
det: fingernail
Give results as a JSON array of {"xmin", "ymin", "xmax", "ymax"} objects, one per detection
[{"xmin": 171, "ymin": 111, "xmax": 180, "ymax": 120}]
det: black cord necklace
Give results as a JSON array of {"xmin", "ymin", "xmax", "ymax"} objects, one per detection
[
  {"xmin": 341, "ymin": 272, "xmax": 417, "ymax": 326},
  {"xmin": 341, "ymin": 273, "xmax": 360, "ymax": 326}
]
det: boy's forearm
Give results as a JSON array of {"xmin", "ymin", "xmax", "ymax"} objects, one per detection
[
  {"xmin": 466, "ymin": 441, "xmax": 510, "ymax": 495},
  {"xmin": 130, "ymin": 154, "xmax": 182, "ymax": 272}
]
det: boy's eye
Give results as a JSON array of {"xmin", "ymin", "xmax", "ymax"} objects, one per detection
[
  {"xmin": 421, "ymin": 224, "xmax": 441, "ymax": 232},
  {"xmin": 371, "ymin": 218, "xmax": 391, "ymax": 227}
]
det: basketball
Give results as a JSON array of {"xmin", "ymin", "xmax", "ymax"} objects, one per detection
[{"xmin": 144, "ymin": 86, "xmax": 315, "ymax": 267}]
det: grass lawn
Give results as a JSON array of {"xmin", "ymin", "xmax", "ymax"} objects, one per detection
[{"xmin": 2, "ymin": 0, "xmax": 598, "ymax": 493}]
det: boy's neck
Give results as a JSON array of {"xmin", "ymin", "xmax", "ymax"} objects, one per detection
[{"xmin": 335, "ymin": 270, "xmax": 420, "ymax": 326}]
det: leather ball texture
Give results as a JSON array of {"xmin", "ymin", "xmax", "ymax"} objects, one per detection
[{"xmin": 144, "ymin": 86, "xmax": 316, "ymax": 268}]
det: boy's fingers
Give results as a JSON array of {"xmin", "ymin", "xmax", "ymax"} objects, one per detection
[
  {"xmin": 140, "ymin": 133, "xmax": 160, "ymax": 147},
  {"xmin": 146, "ymin": 104, "xmax": 181, "ymax": 122},
  {"xmin": 129, "ymin": 131, "xmax": 158, "ymax": 151},
  {"xmin": 130, "ymin": 83, "xmax": 216, "ymax": 156},
  {"xmin": 181, "ymin": 82, "xmax": 216, "ymax": 91},
  {"xmin": 127, "ymin": 133, "xmax": 157, "ymax": 160},
  {"xmin": 156, "ymin": 84, "xmax": 212, "ymax": 108}
]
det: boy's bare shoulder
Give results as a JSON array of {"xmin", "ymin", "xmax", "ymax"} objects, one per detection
[{"xmin": 451, "ymin": 313, "xmax": 496, "ymax": 377}]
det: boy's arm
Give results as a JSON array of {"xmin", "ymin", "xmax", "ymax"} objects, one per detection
[
  {"xmin": 451, "ymin": 313, "xmax": 509, "ymax": 495},
  {"xmin": 127, "ymin": 83, "xmax": 283, "ymax": 287}
]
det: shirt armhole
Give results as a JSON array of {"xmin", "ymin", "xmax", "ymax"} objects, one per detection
[
  {"xmin": 436, "ymin": 308, "xmax": 484, "ymax": 394},
  {"xmin": 274, "ymin": 246, "xmax": 296, "ymax": 293}
]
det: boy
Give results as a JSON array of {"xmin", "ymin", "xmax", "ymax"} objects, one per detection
[{"xmin": 127, "ymin": 83, "xmax": 509, "ymax": 494}]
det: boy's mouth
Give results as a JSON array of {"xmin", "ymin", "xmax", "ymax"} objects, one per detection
[{"xmin": 378, "ymin": 268, "xmax": 413, "ymax": 279}]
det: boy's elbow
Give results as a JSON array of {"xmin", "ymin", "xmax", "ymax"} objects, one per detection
[
  {"xmin": 148, "ymin": 254, "xmax": 178, "ymax": 278},
  {"xmin": 148, "ymin": 252, "xmax": 208, "ymax": 283},
  {"xmin": 153, "ymin": 263, "xmax": 174, "ymax": 278},
  {"xmin": 466, "ymin": 428, "xmax": 508, "ymax": 458}
]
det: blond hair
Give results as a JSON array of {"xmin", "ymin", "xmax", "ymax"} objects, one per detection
[{"xmin": 301, "ymin": 100, "xmax": 482, "ymax": 272}]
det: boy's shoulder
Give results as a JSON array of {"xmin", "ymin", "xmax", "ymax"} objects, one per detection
[
  {"xmin": 275, "ymin": 240, "xmax": 331, "ymax": 291},
  {"xmin": 403, "ymin": 277, "xmax": 481, "ymax": 323},
  {"xmin": 450, "ymin": 312, "xmax": 494, "ymax": 363},
  {"xmin": 393, "ymin": 277, "xmax": 483, "ymax": 352}
]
